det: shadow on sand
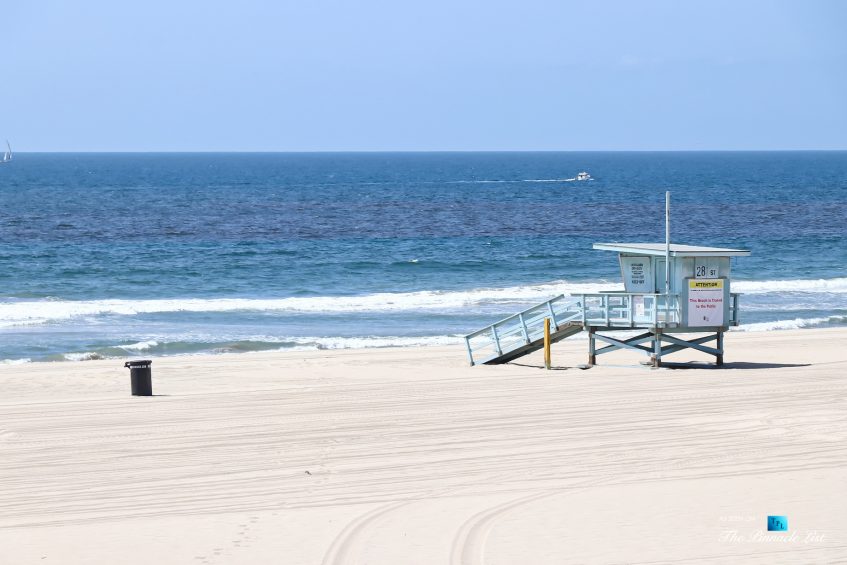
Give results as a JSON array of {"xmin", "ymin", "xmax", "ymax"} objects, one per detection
[
  {"xmin": 660, "ymin": 361, "xmax": 812, "ymax": 370},
  {"xmin": 508, "ymin": 362, "xmax": 590, "ymax": 371},
  {"xmin": 506, "ymin": 361, "xmax": 812, "ymax": 371}
]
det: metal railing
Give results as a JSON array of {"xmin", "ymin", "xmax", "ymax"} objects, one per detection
[
  {"xmin": 730, "ymin": 292, "xmax": 740, "ymax": 325},
  {"xmin": 463, "ymin": 295, "xmax": 581, "ymax": 365},
  {"xmin": 463, "ymin": 291, "xmax": 742, "ymax": 365},
  {"xmin": 579, "ymin": 292, "xmax": 681, "ymax": 327}
]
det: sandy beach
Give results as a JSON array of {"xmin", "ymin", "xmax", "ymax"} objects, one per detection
[{"xmin": 1, "ymin": 328, "xmax": 845, "ymax": 564}]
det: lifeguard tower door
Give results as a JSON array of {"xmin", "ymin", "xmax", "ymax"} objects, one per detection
[{"xmin": 654, "ymin": 259, "xmax": 667, "ymax": 292}]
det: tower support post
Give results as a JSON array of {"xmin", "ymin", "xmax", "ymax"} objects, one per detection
[
  {"xmin": 588, "ymin": 327, "xmax": 596, "ymax": 366},
  {"xmin": 652, "ymin": 330, "xmax": 662, "ymax": 368}
]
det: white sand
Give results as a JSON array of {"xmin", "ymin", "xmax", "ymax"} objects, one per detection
[{"xmin": 1, "ymin": 328, "xmax": 845, "ymax": 564}]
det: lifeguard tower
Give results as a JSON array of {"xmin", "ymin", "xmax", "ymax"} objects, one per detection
[{"xmin": 463, "ymin": 241, "xmax": 750, "ymax": 368}]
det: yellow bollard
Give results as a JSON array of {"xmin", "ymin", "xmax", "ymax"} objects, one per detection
[{"xmin": 544, "ymin": 317, "xmax": 551, "ymax": 370}]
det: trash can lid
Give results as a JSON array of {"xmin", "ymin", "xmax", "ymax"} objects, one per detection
[{"xmin": 124, "ymin": 359, "xmax": 152, "ymax": 368}]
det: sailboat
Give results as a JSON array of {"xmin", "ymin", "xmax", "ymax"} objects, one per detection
[{"xmin": 0, "ymin": 141, "xmax": 11, "ymax": 163}]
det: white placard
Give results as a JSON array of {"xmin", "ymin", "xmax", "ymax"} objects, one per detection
[
  {"xmin": 687, "ymin": 279, "xmax": 724, "ymax": 327},
  {"xmin": 633, "ymin": 295, "xmax": 646, "ymax": 320},
  {"xmin": 621, "ymin": 256, "xmax": 653, "ymax": 292}
]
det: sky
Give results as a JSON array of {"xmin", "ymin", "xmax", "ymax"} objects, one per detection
[{"xmin": 2, "ymin": 0, "xmax": 846, "ymax": 151}]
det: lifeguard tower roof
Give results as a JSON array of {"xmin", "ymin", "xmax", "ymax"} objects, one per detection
[{"xmin": 593, "ymin": 243, "xmax": 750, "ymax": 257}]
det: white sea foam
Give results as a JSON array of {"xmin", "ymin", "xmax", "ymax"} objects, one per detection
[
  {"xmin": 522, "ymin": 178, "xmax": 576, "ymax": 183},
  {"xmin": 43, "ymin": 335, "xmax": 464, "ymax": 363},
  {"xmin": 733, "ymin": 277, "xmax": 847, "ymax": 294},
  {"xmin": 0, "ymin": 280, "xmax": 619, "ymax": 327},
  {"xmin": 120, "ymin": 340, "xmax": 159, "ymax": 351},
  {"xmin": 286, "ymin": 335, "xmax": 463, "ymax": 350},
  {"xmin": 118, "ymin": 334, "xmax": 462, "ymax": 351},
  {"xmin": 736, "ymin": 315, "xmax": 847, "ymax": 332},
  {"xmin": 63, "ymin": 352, "xmax": 104, "ymax": 361},
  {"xmin": 0, "ymin": 358, "xmax": 31, "ymax": 365},
  {"xmin": 1, "ymin": 276, "xmax": 845, "ymax": 328},
  {"xmin": 444, "ymin": 178, "xmax": 576, "ymax": 184},
  {"xmin": 445, "ymin": 179, "xmax": 509, "ymax": 184},
  {"xmin": 16, "ymin": 312, "xmax": 847, "ymax": 364}
]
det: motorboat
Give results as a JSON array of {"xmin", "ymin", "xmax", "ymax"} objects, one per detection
[{"xmin": 575, "ymin": 171, "xmax": 591, "ymax": 181}]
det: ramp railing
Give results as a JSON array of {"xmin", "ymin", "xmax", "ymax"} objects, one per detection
[{"xmin": 464, "ymin": 295, "xmax": 583, "ymax": 365}]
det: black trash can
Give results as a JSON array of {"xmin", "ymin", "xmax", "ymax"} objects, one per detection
[{"xmin": 125, "ymin": 360, "xmax": 153, "ymax": 396}]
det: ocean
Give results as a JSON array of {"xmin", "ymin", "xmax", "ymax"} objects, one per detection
[{"xmin": 0, "ymin": 151, "xmax": 845, "ymax": 363}]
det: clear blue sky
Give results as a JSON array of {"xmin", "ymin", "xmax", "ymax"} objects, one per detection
[{"xmin": 2, "ymin": 0, "xmax": 846, "ymax": 151}]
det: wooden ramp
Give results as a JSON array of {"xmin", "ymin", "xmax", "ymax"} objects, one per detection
[{"xmin": 463, "ymin": 295, "xmax": 585, "ymax": 365}]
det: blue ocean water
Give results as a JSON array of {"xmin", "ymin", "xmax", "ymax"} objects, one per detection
[{"xmin": 0, "ymin": 152, "xmax": 845, "ymax": 362}]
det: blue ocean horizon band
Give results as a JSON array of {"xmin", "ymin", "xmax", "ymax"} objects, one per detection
[
  {"xmin": 0, "ymin": 152, "xmax": 846, "ymax": 363},
  {"xmin": 767, "ymin": 516, "xmax": 788, "ymax": 531}
]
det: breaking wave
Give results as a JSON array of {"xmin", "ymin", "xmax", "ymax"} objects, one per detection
[
  {"xmin": 0, "ymin": 276, "xmax": 845, "ymax": 328},
  {"xmin": 21, "ymin": 335, "xmax": 464, "ymax": 363},
  {"xmin": 0, "ymin": 280, "xmax": 619, "ymax": 327},
  {"xmin": 736, "ymin": 315, "xmax": 847, "ymax": 332},
  {"xmin": 732, "ymin": 277, "xmax": 847, "ymax": 294}
]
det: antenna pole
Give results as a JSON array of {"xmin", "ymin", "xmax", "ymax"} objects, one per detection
[
  {"xmin": 665, "ymin": 191, "xmax": 670, "ymax": 294},
  {"xmin": 664, "ymin": 191, "xmax": 671, "ymax": 328}
]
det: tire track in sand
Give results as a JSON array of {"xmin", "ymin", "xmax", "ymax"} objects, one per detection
[
  {"xmin": 449, "ymin": 491, "xmax": 551, "ymax": 565},
  {"xmin": 450, "ymin": 477, "xmax": 612, "ymax": 565},
  {"xmin": 321, "ymin": 500, "xmax": 410, "ymax": 565}
]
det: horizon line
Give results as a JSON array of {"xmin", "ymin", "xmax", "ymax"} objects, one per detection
[{"xmin": 6, "ymin": 148, "xmax": 847, "ymax": 154}]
